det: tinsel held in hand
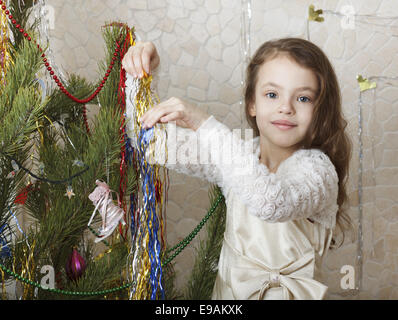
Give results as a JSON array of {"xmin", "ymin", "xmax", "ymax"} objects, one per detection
[{"xmin": 126, "ymin": 73, "xmax": 168, "ymax": 300}]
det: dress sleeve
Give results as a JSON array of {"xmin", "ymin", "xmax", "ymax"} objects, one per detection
[{"xmin": 196, "ymin": 116, "xmax": 340, "ymax": 229}]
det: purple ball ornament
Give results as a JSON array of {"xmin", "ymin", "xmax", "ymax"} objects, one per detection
[{"xmin": 65, "ymin": 247, "xmax": 86, "ymax": 281}]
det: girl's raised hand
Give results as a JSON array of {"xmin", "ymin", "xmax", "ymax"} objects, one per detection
[
  {"xmin": 140, "ymin": 97, "xmax": 210, "ymax": 132},
  {"xmin": 122, "ymin": 41, "xmax": 160, "ymax": 78}
]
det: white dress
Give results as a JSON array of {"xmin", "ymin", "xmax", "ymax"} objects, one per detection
[{"xmin": 125, "ymin": 74, "xmax": 339, "ymax": 300}]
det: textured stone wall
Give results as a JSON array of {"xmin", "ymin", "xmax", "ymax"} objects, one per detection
[{"xmin": 42, "ymin": 0, "xmax": 398, "ymax": 299}]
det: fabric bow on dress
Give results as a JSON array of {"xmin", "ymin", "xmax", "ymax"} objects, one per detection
[{"xmin": 224, "ymin": 238, "xmax": 328, "ymax": 300}]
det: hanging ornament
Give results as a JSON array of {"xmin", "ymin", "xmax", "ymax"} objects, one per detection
[
  {"xmin": 308, "ymin": 4, "xmax": 324, "ymax": 22},
  {"xmin": 306, "ymin": 4, "xmax": 325, "ymax": 40},
  {"xmin": 6, "ymin": 160, "xmax": 20, "ymax": 179},
  {"xmin": 64, "ymin": 185, "xmax": 75, "ymax": 200},
  {"xmin": 87, "ymin": 180, "xmax": 126, "ymax": 243},
  {"xmin": 65, "ymin": 248, "xmax": 86, "ymax": 282},
  {"xmin": 357, "ymin": 74, "xmax": 377, "ymax": 92}
]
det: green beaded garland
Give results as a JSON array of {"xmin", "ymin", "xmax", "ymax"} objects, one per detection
[{"xmin": 0, "ymin": 192, "xmax": 224, "ymax": 296}]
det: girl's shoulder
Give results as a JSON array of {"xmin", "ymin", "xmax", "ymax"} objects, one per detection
[
  {"xmin": 281, "ymin": 148, "xmax": 338, "ymax": 180},
  {"xmin": 291, "ymin": 148, "xmax": 333, "ymax": 165}
]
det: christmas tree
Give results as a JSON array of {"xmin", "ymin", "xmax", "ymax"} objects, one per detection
[
  {"xmin": 0, "ymin": 0, "xmax": 225, "ymax": 300},
  {"xmin": 0, "ymin": 0, "xmax": 143, "ymax": 299}
]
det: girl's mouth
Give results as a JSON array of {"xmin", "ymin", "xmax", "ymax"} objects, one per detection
[{"xmin": 272, "ymin": 123, "xmax": 297, "ymax": 130}]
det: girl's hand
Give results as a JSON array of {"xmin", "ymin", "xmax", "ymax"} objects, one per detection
[
  {"xmin": 140, "ymin": 97, "xmax": 210, "ymax": 131},
  {"xmin": 122, "ymin": 41, "xmax": 160, "ymax": 78}
]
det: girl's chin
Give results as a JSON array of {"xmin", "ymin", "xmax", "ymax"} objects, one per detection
[{"xmin": 260, "ymin": 136, "xmax": 301, "ymax": 149}]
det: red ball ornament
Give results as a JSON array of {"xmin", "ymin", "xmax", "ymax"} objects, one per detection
[{"xmin": 65, "ymin": 248, "xmax": 86, "ymax": 281}]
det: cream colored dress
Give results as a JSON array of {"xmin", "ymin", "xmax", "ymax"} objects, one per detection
[{"xmin": 125, "ymin": 74, "xmax": 339, "ymax": 300}]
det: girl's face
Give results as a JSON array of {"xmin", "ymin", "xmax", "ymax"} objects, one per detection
[{"xmin": 248, "ymin": 54, "xmax": 318, "ymax": 151}]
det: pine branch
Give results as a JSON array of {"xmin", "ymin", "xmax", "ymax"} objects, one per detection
[
  {"xmin": 8, "ymin": 0, "xmax": 40, "ymax": 51},
  {"xmin": 184, "ymin": 185, "xmax": 226, "ymax": 300},
  {"xmin": 0, "ymin": 38, "xmax": 46, "ymax": 155}
]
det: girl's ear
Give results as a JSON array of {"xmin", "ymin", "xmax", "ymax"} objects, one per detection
[{"xmin": 248, "ymin": 101, "xmax": 256, "ymax": 117}]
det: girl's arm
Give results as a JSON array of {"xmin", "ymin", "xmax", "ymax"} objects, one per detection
[
  {"xmin": 125, "ymin": 73, "xmax": 221, "ymax": 182},
  {"xmin": 196, "ymin": 116, "xmax": 340, "ymax": 230}
]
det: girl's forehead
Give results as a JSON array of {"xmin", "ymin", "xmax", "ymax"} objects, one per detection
[{"xmin": 257, "ymin": 56, "xmax": 318, "ymax": 90}]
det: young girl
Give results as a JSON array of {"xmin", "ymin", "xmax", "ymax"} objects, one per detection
[{"xmin": 122, "ymin": 38, "xmax": 352, "ymax": 300}]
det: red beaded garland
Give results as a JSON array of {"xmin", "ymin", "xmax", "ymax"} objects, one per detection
[{"xmin": 0, "ymin": 0, "xmax": 130, "ymax": 105}]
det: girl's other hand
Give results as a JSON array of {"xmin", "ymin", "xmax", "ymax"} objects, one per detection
[
  {"xmin": 122, "ymin": 41, "xmax": 160, "ymax": 78},
  {"xmin": 140, "ymin": 97, "xmax": 210, "ymax": 131}
]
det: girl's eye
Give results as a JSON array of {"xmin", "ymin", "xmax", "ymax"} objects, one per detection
[
  {"xmin": 298, "ymin": 96, "xmax": 311, "ymax": 103},
  {"xmin": 265, "ymin": 92, "xmax": 277, "ymax": 99}
]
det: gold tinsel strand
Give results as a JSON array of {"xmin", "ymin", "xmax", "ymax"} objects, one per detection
[{"xmin": 0, "ymin": 6, "xmax": 13, "ymax": 87}]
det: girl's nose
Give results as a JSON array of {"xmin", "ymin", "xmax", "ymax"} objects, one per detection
[{"xmin": 278, "ymin": 101, "xmax": 294, "ymax": 114}]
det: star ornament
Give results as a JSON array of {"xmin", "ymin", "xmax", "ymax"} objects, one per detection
[{"xmin": 64, "ymin": 185, "xmax": 75, "ymax": 200}]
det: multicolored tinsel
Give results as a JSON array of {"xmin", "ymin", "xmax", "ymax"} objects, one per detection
[
  {"xmin": 0, "ymin": 2, "xmax": 12, "ymax": 86},
  {"xmin": 126, "ymin": 73, "xmax": 168, "ymax": 300}
]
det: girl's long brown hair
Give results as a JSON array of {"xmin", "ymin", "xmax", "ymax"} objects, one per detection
[{"xmin": 245, "ymin": 38, "xmax": 353, "ymax": 249}]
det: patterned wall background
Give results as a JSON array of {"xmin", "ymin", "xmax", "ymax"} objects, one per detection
[{"xmin": 37, "ymin": 0, "xmax": 398, "ymax": 299}]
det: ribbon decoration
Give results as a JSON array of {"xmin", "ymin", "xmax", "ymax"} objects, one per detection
[{"xmin": 357, "ymin": 74, "xmax": 377, "ymax": 92}]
